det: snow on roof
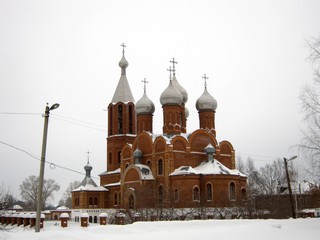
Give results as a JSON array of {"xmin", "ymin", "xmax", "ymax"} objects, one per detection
[
  {"xmin": 135, "ymin": 164, "xmax": 154, "ymax": 180},
  {"xmin": 170, "ymin": 159, "xmax": 246, "ymax": 177},
  {"xmin": 11, "ymin": 205, "xmax": 23, "ymax": 210},
  {"xmin": 72, "ymin": 184, "xmax": 108, "ymax": 192},
  {"xmin": 170, "ymin": 166, "xmax": 200, "ymax": 176},
  {"xmin": 56, "ymin": 206, "xmax": 70, "ymax": 211},
  {"xmin": 99, "ymin": 212, "xmax": 108, "ymax": 217},
  {"xmin": 60, "ymin": 213, "xmax": 69, "ymax": 218},
  {"xmin": 104, "ymin": 181, "xmax": 121, "ymax": 188},
  {"xmin": 80, "ymin": 213, "xmax": 89, "ymax": 218},
  {"xmin": 99, "ymin": 168, "xmax": 121, "ymax": 176}
]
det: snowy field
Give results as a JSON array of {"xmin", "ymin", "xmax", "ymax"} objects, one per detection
[{"xmin": 0, "ymin": 218, "xmax": 319, "ymax": 240}]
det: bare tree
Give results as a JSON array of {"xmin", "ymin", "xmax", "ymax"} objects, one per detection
[
  {"xmin": 0, "ymin": 182, "xmax": 14, "ymax": 210},
  {"xmin": 60, "ymin": 180, "xmax": 80, "ymax": 208},
  {"xmin": 19, "ymin": 175, "xmax": 60, "ymax": 210},
  {"xmin": 298, "ymin": 36, "xmax": 320, "ymax": 177}
]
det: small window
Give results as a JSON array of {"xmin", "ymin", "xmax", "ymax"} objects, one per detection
[
  {"xmin": 89, "ymin": 197, "xmax": 93, "ymax": 206},
  {"xmin": 158, "ymin": 159, "xmax": 163, "ymax": 175},
  {"xmin": 193, "ymin": 186, "xmax": 200, "ymax": 202},
  {"xmin": 229, "ymin": 182, "xmax": 236, "ymax": 201},
  {"xmin": 206, "ymin": 183, "xmax": 212, "ymax": 201},
  {"xmin": 94, "ymin": 197, "xmax": 98, "ymax": 206},
  {"xmin": 174, "ymin": 189, "xmax": 179, "ymax": 202}
]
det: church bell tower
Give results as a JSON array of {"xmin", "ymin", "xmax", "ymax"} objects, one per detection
[{"xmin": 107, "ymin": 44, "xmax": 136, "ymax": 171}]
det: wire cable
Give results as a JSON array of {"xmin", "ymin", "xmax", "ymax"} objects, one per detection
[{"xmin": 0, "ymin": 140, "xmax": 99, "ymax": 179}]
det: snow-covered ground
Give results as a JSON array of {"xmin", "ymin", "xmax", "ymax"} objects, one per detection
[{"xmin": 0, "ymin": 218, "xmax": 319, "ymax": 240}]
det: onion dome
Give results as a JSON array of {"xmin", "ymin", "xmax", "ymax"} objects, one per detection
[
  {"xmin": 84, "ymin": 161, "xmax": 93, "ymax": 177},
  {"xmin": 160, "ymin": 80, "xmax": 183, "ymax": 106},
  {"xmin": 119, "ymin": 54, "xmax": 129, "ymax": 69},
  {"xmin": 133, "ymin": 148, "xmax": 142, "ymax": 164},
  {"xmin": 133, "ymin": 148, "xmax": 142, "ymax": 158},
  {"xmin": 171, "ymin": 75, "xmax": 188, "ymax": 104},
  {"xmin": 136, "ymin": 88, "xmax": 155, "ymax": 115},
  {"xmin": 196, "ymin": 86, "xmax": 217, "ymax": 111}
]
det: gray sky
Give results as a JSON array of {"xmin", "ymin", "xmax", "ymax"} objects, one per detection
[{"xmin": 1, "ymin": 0, "xmax": 319, "ymax": 203}]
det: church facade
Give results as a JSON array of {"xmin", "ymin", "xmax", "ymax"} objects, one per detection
[{"xmin": 72, "ymin": 45, "xmax": 247, "ymax": 220}]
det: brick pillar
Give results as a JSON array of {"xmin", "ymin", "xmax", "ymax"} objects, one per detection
[
  {"xmin": 99, "ymin": 213, "xmax": 108, "ymax": 225},
  {"xmin": 80, "ymin": 213, "xmax": 89, "ymax": 227}
]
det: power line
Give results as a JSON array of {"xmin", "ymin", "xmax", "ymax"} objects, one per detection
[
  {"xmin": 236, "ymin": 152, "xmax": 280, "ymax": 162},
  {"xmin": 0, "ymin": 112, "xmax": 41, "ymax": 115},
  {"xmin": 51, "ymin": 114, "xmax": 105, "ymax": 128},
  {"xmin": 0, "ymin": 140, "xmax": 99, "ymax": 179},
  {"xmin": 50, "ymin": 115, "xmax": 106, "ymax": 132}
]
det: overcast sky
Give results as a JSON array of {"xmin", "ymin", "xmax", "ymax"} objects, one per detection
[{"xmin": 1, "ymin": 0, "xmax": 320, "ymax": 203}]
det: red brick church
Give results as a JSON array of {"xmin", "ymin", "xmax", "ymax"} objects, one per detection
[{"xmin": 72, "ymin": 45, "xmax": 246, "ymax": 220}]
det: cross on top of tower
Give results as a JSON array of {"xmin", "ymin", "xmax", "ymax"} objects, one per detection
[
  {"xmin": 86, "ymin": 150, "xmax": 91, "ymax": 163},
  {"xmin": 202, "ymin": 74, "xmax": 209, "ymax": 89},
  {"xmin": 142, "ymin": 78, "xmax": 148, "ymax": 93},
  {"xmin": 170, "ymin": 58, "xmax": 178, "ymax": 75},
  {"xmin": 121, "ymin": 43, "xmax": 126, "ymax": 55},
  {"xmin": 167, "ymin": 66, "xmax": 173, "ymax": 80}
]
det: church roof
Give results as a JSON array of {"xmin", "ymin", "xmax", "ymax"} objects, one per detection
[
  {"xmin": 73, "ymin": 157, "xmax": 108, "ymax": 192},
  {"xmin": 134, "ymin": 164, "xmax": 154, "ymax": 180},
  {"xmin": 111, "ymin": 47, "xmax": 135, "ymax": 103},
  {"xmin": 170, "ymin": 159, "xmax": 245, "ymax": 177},
  {"xmin": 72, "ymin": 184, "xmax": 108, "ymax": 192}
]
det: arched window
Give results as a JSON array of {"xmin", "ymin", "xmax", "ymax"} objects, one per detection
[
  {"xmin": 89, "ymin": 197, "xmax": 93, "ymax": 206},
  {"xmin": 94, "ymin": 197, "xmax": 98, "ymax": 206},
  {"xmin": 94, "ymin": 216, "xmax": 98, "ymax": 223},
  {"xmin": 118, "ymin": 105, "xmax": 123, "ymax": 134},
  {"xmin": 89, "ymin": 216, "xmax": 92, "ymax": 223},
  {"xmin": 229, "ymin": 182, "xmax": 236, "ymax": 201},
  {"xmin": 158, "ymin": 159, "xmax": 163, "ymax": 175},
  {"xmin": 159, "ymin": 186, "xmax": 164, "ymax": 205},
  {"xmin": 174, "ymin": 189, "xmax": 179, "ymax": 202},
  {"xmin": 206, "ymin": 183, "xmax": 213, "ymax": 201},
  {"xmin": 129, "ymin": 194, "xmax": 134, "ymax": 209},
  {"xmin": 193, "ymin": 186, "xmax": 200, "ymax": 202},
  {"xmin": 114, "ymin": 192, "xmax": 118, "ymax": 206}
]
